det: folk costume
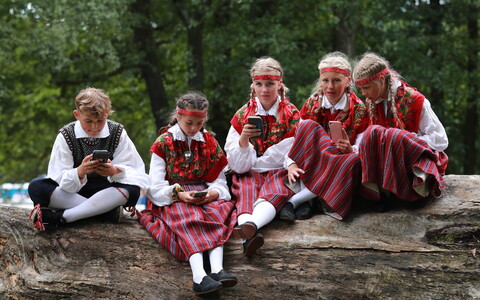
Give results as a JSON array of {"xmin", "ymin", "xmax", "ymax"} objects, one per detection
[
  {"xmin": 138, "ymin": 123, "xmax": 236, "ymax": 263},
  {"xmin": 357, "ymin": 75, "xmax": 449, "ymax": 204},
  {"xmin": 28, "ymin": 120, "xmax": 149, "ymax": 230},
  {"xmin": 300, "ymin": 91, "xmax": 369, "ymax": 150},
  {"xmin": 226, "ymin": 95, "xmax": 300, "ymax": 214}
]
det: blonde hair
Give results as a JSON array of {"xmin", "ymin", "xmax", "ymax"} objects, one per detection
[
  {"xmin": 353, "ymin": 52, "xmax": 403, "ymax": 128},
  {"xmin": 75, "ymin": 87, "xmax": 113, "ymax": 118},
  {"xmin": 249, "ymin": 56, "xmax": 289, "ymax": 101},
  {"xmin": 312, "ymin": 51, "xmax": 353, "ymax": 95}
]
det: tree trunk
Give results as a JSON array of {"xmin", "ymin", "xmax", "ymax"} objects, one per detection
[
  {"xmin": 463, "ymin": 4, "xmax": 479, "ymax": 174},
  {"xmin": 132, "ymin": 0, "xmax": 169, "ymax": 131},
  {"xmin": 1, "ymin": 175, "xmax": 479, "ymax": 299}
]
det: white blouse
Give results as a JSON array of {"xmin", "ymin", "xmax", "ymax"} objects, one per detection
[
  {"xmin": 47, "ymin": 120, "xmax": 149, "ymax": 193},
  {"xmin": 225, "ymin": 96, "xmax": 294, "ymax": 174},
  {"xmin": 148, "ymin": 124, "xmax": 231, "ymax": 207}
]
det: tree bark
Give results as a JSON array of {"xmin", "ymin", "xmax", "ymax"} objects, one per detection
[
  {"xmin": 132, "ymin": 0, "xmax": 169, "ymax": 131},
  {"xmin": 1, "ymin": 175, "xmax": 479, "ymax": 299},
  {"xmin": 463, "ymin": 4, "xmax": 479, "ymax": 174}
]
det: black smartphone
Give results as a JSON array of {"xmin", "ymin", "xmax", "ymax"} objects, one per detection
[
  {"xmin": 92, "ymin": 150, "xmax": 109, "ymax": 163},
  {"xmin": 193, "ymin": 191, "xmax": 208, "ymax": 198},
  {"xmin": 247, "ymin": 116, "xmax": 264, "ymax": 138}
]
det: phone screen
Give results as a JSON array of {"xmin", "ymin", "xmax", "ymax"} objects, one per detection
[{"xmin": 193, "ymin": 191, "xmax": 208, "ymax": 198}]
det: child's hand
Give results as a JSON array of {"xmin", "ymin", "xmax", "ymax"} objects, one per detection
[
  {"xmin": 287, "ymin": 163, "xmax": 304, "ymax": 184},
  {"xmin": 335, "ymin": 129, "xmax": 352, "ymax": 153},
  {"xmin": 77, "ymin": 154, "xmax": 99, "ymax": 180},
  {"xmin": 239, "ymin": 124, "xmax": 261, "ymax": 148},
  {"xmin": 94, "ymin": 160, "xmax": 120, "ymax": 177}
]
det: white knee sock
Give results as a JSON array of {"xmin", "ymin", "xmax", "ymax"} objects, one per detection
[
  {"xmin": 237, "ymin": 213, "xmax": 253, "ymax": 226},
  {"xmin": 250, "ymin": 200, "xmax": 276, "ymax": 230},
  {"xmin": 49, "ymin": 188, "xmax": 88, "ymax": 209},
  {"xmin": 208, "ymin": 246, "xmax": 224, "ymax": 274},
  {"xmin": 189, "ymin": 252, "xmax": 207, "ymax": 284},
  {"xmin": 62, "ymin": 187, "xmax": 128, "ymax": 223},
  {"xmin": 288, "ymin": 184, "xmax": 317, "ymax": 209}
]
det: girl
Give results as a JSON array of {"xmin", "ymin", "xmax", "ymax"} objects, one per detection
[
  {"xmin": 28, "ymin": 87, "xmax": 149, "ymax": 230},
  {"xmin": 138, "ymin": 92, "xmax": 237, "ymax": 295},
  {"xmin": 281, "ymin": 52, "xmax": 369, "ymax": 221},
  {"xmin": 353, "ymin": 52, "xmax": 448, "ymax": 208},
  {"xmin": 225, "ymin": 57, "xmax": 300, "ymax": 257}
]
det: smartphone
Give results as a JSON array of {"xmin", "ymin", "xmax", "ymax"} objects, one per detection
[
  {"xmin": 329, "ymin": 121, "xmax": 343, "ymax": 144},
  {"xmin": 92, "ymin": 150, "xmax": 109, "ymax": 163},
  {"xmin": 193, "ymin": 191, "xmax": 208, "ymax": 198},
  {"xmin": 247, "ymin": 116, "xmax": 264, "ymax": 138}
]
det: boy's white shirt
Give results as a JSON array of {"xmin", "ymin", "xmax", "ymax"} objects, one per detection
[
  {"xmin": 225, "ymin": 96, "xmax": 294, "ymax": 174},
  {"xmin": 48, "ymin": 120, "xmax": 150, "ymax": 193},
  {"xmin": 147, "ymin": 124, "xmax": 231, "ymax": 207}
]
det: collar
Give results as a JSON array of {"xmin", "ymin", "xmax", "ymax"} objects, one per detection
[
  {"xmin": 168, "ymin": 123, "xmax": 205, "ymax": 143},
  {"xmin": 322, "ymin": 93, "xmax": 348, "ymax": 112},
  {"xmin": 375, "ymin": 79, "xmax": 401, "ymax": 104},
  {"xmin": 254, "ymin": 96, "xmax": 281, "ymax": 116},
  {"xmin": 74, "ymin": 120, "xmax": 110, "ymax": 139}
]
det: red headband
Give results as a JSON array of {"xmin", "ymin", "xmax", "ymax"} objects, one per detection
[
  {"xmin": 176, "ymin": 108, "xmax": 207, "ymax": 118},
  {"xmin": 320, "ymin": 67, "xmax": 351, "ymax": 77},
  {"xmin": 355, "ymin": 68, "xmax": 389, "ymax": 86},
  {"xmin": 252, "ymin": 74, "xmax": 282, "ymax": 81}
]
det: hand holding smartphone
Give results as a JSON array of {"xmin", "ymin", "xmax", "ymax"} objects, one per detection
[
  {"xmin": 247, "ymin": 116, "xmax": 264, "ymax": 138},
  {"xmin": 92, "ymin": 150, "xmax": 109, "ymax": 163},
  {"xmin": 193, "ymin": 191, "xmax": 208, "ymax": 198},
  {"xmin": 329, "ymin": 121, "xmax": 343, "ymax": 144}
]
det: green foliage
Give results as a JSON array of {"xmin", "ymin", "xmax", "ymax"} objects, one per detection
[{"xmin": 0, "ymin": 0, "xmax": 479, "ymax": 182}]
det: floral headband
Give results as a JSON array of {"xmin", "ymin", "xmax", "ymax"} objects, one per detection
[
  {"xmin": 320, "ymin": 67, "xmax": 351, "ymax": 77},
  {"xmin": 355, "ymin": 68, "xmax": 389, "ymax": 86},
  {"xmin": 176, "ymin": 107, "xmax": 207, "ymax": 118}
]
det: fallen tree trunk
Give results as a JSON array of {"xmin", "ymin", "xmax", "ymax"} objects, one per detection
[{"xmin": 1, "ymin": 175, "xmax": 479, "ymax": 299}]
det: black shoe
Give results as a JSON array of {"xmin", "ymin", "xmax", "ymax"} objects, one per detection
[
  {"xmin": 279, "ymin": 202, "xmax": 295, "ymax": 222},
  {"xmin": 243, "ymin": 232, "xmax": 264, "ymax": 257},
  {"xmin": 32, "ymin": 207, "xmax": 66, "ymax": 231},
  {"xmin": 98, "ymin": 206, "xmax": 124, "ymax": 223},
  {"xmin": 209, "ymin": 270, "xmax": 237, "ymax": 288},
  {"xmin": 192, "ymin": 276, "xmax": 222, "ymax": 295},
  {"xmin": 295, "ymin": 201, "xmax": 313, "ymax": 220},
  {"xmin": 232, "ymin": 221, "xmax": 257, "ymax": 239},
  {"xmin": 406, "ymin": 195, "xmax": 433, "ymax": 210}
]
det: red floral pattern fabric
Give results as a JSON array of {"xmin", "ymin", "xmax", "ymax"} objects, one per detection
[
  {"xmin": 230, "ymin": 98, "xmax": 300, "ymax": 155},
  {"xmin": 372, "ymin": 82, "xmax": 424, "ymax": 133},
  {"xmin": 150, "ymin": 130, "xmax": 227, "ymax": 183},
  {"xmin": 300, "ymin": 92, "xmax": 369, "ymax": 145}
]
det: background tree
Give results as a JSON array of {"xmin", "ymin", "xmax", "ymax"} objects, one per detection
[{"xmin": 0, "ymin": 0, "xmax": 478, "ymax": 184}]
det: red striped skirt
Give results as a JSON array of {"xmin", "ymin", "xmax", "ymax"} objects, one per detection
[
  {"xmin": 231, "ymin": 169, "xmax": 294, "ymax": 214},
  {"xmin": 138, "ymin": 183, "xmax": 237, "ymax": 262},
  {"xmin": 359, "ymin": 125, "xmax": 448, "ymax": 202},
  {"xmin": 288, "ymin": 120, "xmax": 361, "ymax": 220}
]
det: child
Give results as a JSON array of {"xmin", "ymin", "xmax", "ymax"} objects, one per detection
[
  {"xmin": 225, "ymin": 57, "xmax": 300, "ymax": 257},
  {"xmin": 137, "ymin": 92, "xmax": 237, "ymax": 295},
  {"xmin": 28, "ymin": 87, "xmax": 149, "ymax": 230},
  {"xmin": 281, "ymin": 52, "xmax": 369, "ymax": 221},
  {"xmin": 353, "ymin": 52, "xmax": 449, "ymax": 208}
]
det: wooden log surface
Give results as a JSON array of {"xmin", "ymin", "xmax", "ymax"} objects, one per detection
[{"xmin": 1, "ymin": 174, "xmax": 479, "ymax": 299}]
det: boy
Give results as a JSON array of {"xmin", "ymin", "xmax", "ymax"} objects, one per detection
[{"xmin": 28, "ymin": 87, "xmax": 149, "ymax": 230}]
